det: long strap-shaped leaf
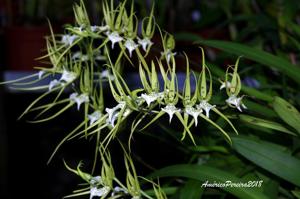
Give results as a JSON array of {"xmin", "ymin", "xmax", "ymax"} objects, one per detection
[
  {"xmin": 232, "ymin": 137, "xmax": 300, "ymax": 187},
  {"xmin": 197, "ymin": 40, "xmax": 300, "ymax": 85},
  {"xmin": 149, "ymin": 164, "xmax": 269, "ymax": 199}
]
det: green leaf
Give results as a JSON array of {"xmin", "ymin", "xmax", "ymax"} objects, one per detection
[
  {"xmin": 232, "ymin": 137, "xmax": 300, "ymax": 186},
  {"xmin": 149, "ymin": 164, "xmax": 269, "ymax": 199},
  {"xmin": 273, "ymin": 96, "xmax": 300, "ymax": 134},
  {"xmin": 197, "ymin": 40, "xmax": 300, "ymax": 85},
  {"xmin": 239, "ymin": 114, "xmax": 297, "ymax": 136},
  {"xmin": 179, "ymin": 180, "xmax": 204, "ymax": 199}
]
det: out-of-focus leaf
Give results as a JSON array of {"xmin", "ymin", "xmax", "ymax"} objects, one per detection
[
  {"xmin": 149, "ymin": 164, "xmax": 269, "ymax": 199},
  {"xmin": 239, "ymin": 114, "xmax": 297, "ymax": 136},
  {"xmin": 273, "ymin": 96, "xmax": 300, "ymax": 134},
  {"xmin": 232, "ymin": 137, "xmax": 300, "ymax": 186}
]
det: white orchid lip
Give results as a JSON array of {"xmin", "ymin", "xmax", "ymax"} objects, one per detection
[
  {"xmin": 185, "ymin": 106, "xmax": 202, "ymax": 126},
  {"xmin": 49, "ymin": 79, "xmax": 61, "ymax": 91},
  {"xmin": 70, "ymin": 93, "xmax": 90, "ymax": 110},
  {"xmin": 105, "ymin": 102, "xmax": 126, "ymax": 127},
  {"xmin": 138, "ymin": 37, "xmax": 153, "ymax": 52},
  {"xmin": 61, "ymin": 34, "xmax": 78, "ymax": 46},
  {"xmin": 220, "ymin": 81, "xmax": 231, "ymax": 90},
  {"xmin": 162, "ymin": 104, "xmax": 181, "ymax": 123},
  {"xmin": 161, "ymin": 49, "xmax": 177, "ymax": 64},
  {"xmin": 141, "ymin": 92, "xmax": 163, "ymax": 106},
  {"xmin": 226, "ymin": 95, "xmax": 247, "ymax": 112},
  {"xmin": 88, "ymin": 111, "xmax": 102, "ymax": 126},
  {"xmin": 196, "ymin": 100, "xmax": 216, "ymax": 118},
  {"xmin": 107, "ymin": 31, "xmax": 123, "ymax": 49},
  {"xmin": 90, "ymin": 186, "xmax": 110, "ymax": 199},
  {"xmin": 124, "ymin": 39, "xmax": 139, "ymax": 57},
  {"xmin": 60, "ymin": 70, "xmax": 77, "ymax": 83}
]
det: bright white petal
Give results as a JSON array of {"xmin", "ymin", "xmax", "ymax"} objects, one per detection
[
  {"xmin": 226, "ymin": 95, "xmax": 246, "ymax": 112},
  {"xmin": 185, "ymin": 106, "xmax": 202, "ymax": 126},
  {"xmin": 90, "ymin": 176, "xmax": 102, "ymax": 186},
  {"xmin": 60, "ymin": 70, "xmax": 77, "ymax": 83},
  {"xmin": 220, "ymin": 81, "xmax": 231, "ymax": 90},
  {"xmin": 125, "ymin": 39, "xmax": 139, "ymax": 57},
  {"xmin": 88, "ymin": 111, "xmax": 102, "ymax": 126},
  {"xmin": 107, "ymin": 31, "xmax": 123, "ymax": 49},
  {"xmin": 141, "ymin": 93, "xmax": 158, "ymax": 106},
  {"xmin": 70, "ymin": 93, "xmax": 89, "ymax": 110},
  {"xmin": 138, "ymin": 37, "xmax": 153, "ymax": 52},
  {"xmin": 49, "ymin": 79, "xmax": 60, "ymax": 91},
  {"xmin": 90, "ymin": 186, "xmax": 110, "ymax": 199},
  {"xmin": 162, "ymin": 105, "xmax": 181, "ymax": 123},
  {"xmin": 61, "ymin": 34, "xmax": 78, "ymax": 46},
  {"xmin": 197, "ymin": 101, "xmax": 215, "ymax": 118},
  {"xmin": 38, "ymin": 70, "xmax": 45, "ymax": 79}
]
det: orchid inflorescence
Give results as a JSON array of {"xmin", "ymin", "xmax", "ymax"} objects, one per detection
[{"xmin": 2, "ymin": 0, "xmax": 247, "ymax": 198}]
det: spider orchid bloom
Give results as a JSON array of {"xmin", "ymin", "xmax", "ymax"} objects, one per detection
[
  {"xmin": 226, "ymin": 95, "xmax": 247, "ymax": 112},
  {"xmin": 185, "ymin": 106, "xmax": 203, "ymax": 126},
  {"xmin": 48, "ymin": 79, "xmax": 61, "ymax": 91},
  {"xmin": 137, "ymin": 37, "xmax": 153, "ymax": 52},
  {"xmin": 38, "ymin": 70, "xmax": 45, "ymax": 79},
  {"xmin": 105, "ymin": 102, "xmax": 126, "ymax": 127},
  {"xmin": 141, "ymin": 92, "xmax": 163, "ymax": 106},
  {"xmin": 90, "ymin": 186, "xmax": 110, "ymax": 199},
  {"xmin": 69, "ymin": 93, "xmax": 90, "ymax": 110},
  {"xmin": 107, "ymin": 31, "xmax": 123, "ymax": 49},
  {"xmin": 124, "ymin": 39, "xmax": 139, "ymax": 57},
  {"xmin": 162, "ymin": 104, "xmax": 181, "ymax": 123},
  {"xmin": 161, "ymin": 49, "xmax": 177, "ymax": 64},
  {"xmin": 88, "ymin": 175, "xmax": 110, "ymax": 199},
  {"xmin": 61, "ymin": 34, "xmax": 78, "ymax": 46},
  {"xmin": 111, "ymin": 186, "xmax": 128, "ymax": 196},
  {"xmin": 196, "ymin": 100, "xmax": 216, "ymax": 118},
  {"xmin": 60, "ymin": 70, "xmax": 77, "ymax": 83},
  {"xmin": 220, "ymin": 81, "xmax": 231, "ymax": 90},
  {"xmin": 88, "ymin": 110, "xmax": 102, "ymax": 126}
]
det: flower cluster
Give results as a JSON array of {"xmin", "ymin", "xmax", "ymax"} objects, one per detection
[{"xmin": 1, "ymin": 0, "xmax": 248, "ymax": 198}]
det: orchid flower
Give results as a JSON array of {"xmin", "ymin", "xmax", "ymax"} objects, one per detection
[
  {"xmin": 70, "ymin": 93, "xmax": 89, "ymax": 110},
  {"xmin": 185, "ymin": 106, "xmax": 202, "ymax": 126},
  {"xmin": 107, "ymin": 31, "xmax": 123, "ymax": 49},
  {"xmin": 161, "ymin": 49, "xmax": 177, "ymax": 64},
  {"xmin": 49, "ymin": 80, "xmax": 61, "ymax": 91},
  {"xmin": 88, "ymin": 110, "xmax": 102, "ymax": 126},
  {"xmin": 220, "ymin": 81, "xmax": 231, "ymax": 90},
  {"xmin": 226, "ymin": 95, "xmax": 247, "ymax": 112},
  {"xmin": 38, "ymin": 70, "xmax": 45, "ymax": 79},
  {"xmin": 105, "ymin": 102, "xmax": 126, "ymax": 127},
  {"xmin": 196, "ymin": 100, "xmax": 216, "ymax": 118},
  {"xmin": 60, "ymin": 70, "xmax": 77, "ymax": 83},
  {"xmin": 90, "ymin": 186, "xmax": 110, "ymax": 199},
  {"xmin": 61, "ymin": 34, "xmax": 78, "ymax": 46},
  {"xmin": 141, "ymin": 92, "xmax": 163, "ymax": 106},
  {"xmin": 124, "ymin": 39, "xmax": 139, "ymax": 57},
  {"xmin": 138, "ymin": 37, "xmax": 153, "ymax": 52},
  {"xmin": 162, "ymin": 104, "xmax": 181, "ymax": 123}
]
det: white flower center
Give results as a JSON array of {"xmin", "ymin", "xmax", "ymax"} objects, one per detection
[
  {"xmin": 138, "ymin": 37, "xmax": 153, "ymax": 52},
  {"xmin": 124, "ymin": 39, "xmax": 139, "ymax": 57},
  {"xmin": 196, "ymin": 100, "xmax": 215, "ymax": 118},
  {"xmin": 162, "ymin": 104, "xmax": 181, "ymax": 123},
  {"xmin": 70, "ymin": 93, "xmax": 89, "ymax": 110},
  {"xmin": 107, "ymin": 31, "xmax": 123, "ymax": 49}
]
